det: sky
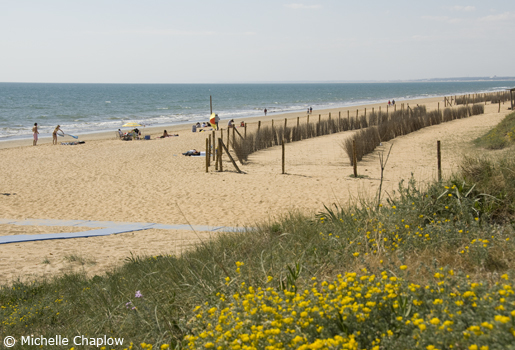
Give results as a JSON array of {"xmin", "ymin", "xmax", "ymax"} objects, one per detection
[{"xmin": 1, "ymin": 0, "xmax": 514, "ymax": 83}]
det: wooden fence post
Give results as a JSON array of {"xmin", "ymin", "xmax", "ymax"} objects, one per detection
[
  {"xmin": 208, "ymin": 134, "xmax": 211, "ymax": 167},
  {"xmin": 258, "ymin": 120, "xmax": 261, "ymax": 133},
  {"xmin": 437, "ymin": 140, "xmax": 441, "ymax": 181},
  {"xmin": 227, "ymin": 127, "xmax": 230, "ymax": 148},
  {"xmin": 284, "ymin": 118, "xmax": 287, "ymax": 129},
  {"xmin": 220, "ymin": 139, "xmax": 242, "ymax": 173},
  {"xmin": 297, "ymin": 116, "xmax": 299, "ymax": 128},
  {"xmin": 281, "ymin": 138, "xmax": 285, "ymax": 174},
  {"xmin": 215, "ymin": 135, "xmax": 219, "ymax": 171},
  {"xmin": 212, "ymin": 131, "xmax": 216, "ymax": 161},
  {"xmin": 244, "ymin": 123, "xmax": 247, "ymax": 138},
  {"xmin": 218, "ymin": 138, "xmax": 223, "ymax": 172},
  {"xmin": 352, "ymin": 140, "xmax": 358, "ymax": 178},
  {"xmin": 205, "ymin": 138, "xmax": 209, "ymax": 173},
  {"xmin": 232, "ymin": 127, "xmax": 235, "ymax": 150}
]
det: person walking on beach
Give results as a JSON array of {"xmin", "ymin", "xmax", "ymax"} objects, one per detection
[
  {"xmin": 264, "ymin": 108, "xmax": 267, "ymax": 116},
  {"xmin": 310, "ymin": 107, "xmax": 312, "ymax": 114},
  {"xmin": 214, "ymin": 114, "xmax": 220, "ymax": 129},
  {"xmin": 52, "ymin": 125, "xmax": 62, "ymax": 145},
  {"xmin": 32, "ymin": 123, "xmax": 39, "ymax": 146}
]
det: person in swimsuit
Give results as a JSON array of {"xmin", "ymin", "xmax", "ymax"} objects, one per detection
[
  {"xmin": 52, "ymin": 125, "xmax": 62, "ymax": 145},
  {"xmin": 32, "ymin": 123, "xmax": 39, "ymax": 146}
]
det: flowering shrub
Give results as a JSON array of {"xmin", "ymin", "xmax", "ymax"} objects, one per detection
[{"xmin": 186, "ymin": 269, "xmax": 515, "ymax": 350}]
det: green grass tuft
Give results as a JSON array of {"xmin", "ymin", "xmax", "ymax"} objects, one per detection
[{"xmin": 474, "ymin": 111, "xmax": 515, "ymax": 149}]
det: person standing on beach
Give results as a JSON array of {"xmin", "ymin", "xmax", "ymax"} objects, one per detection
[
  {"xmin": 310, "ymin": 107, "xmax": 312, "ymax": 114},
  {"xmin": 214, "ymin": 114, "xmax": 220, "ymax": 129},
  {"xmin": 264, "ymin": 108, "xmax": 267, "ymax": 116},
  {"xmin": 52, "ymin": 125, "xmax": 62, "ymax": 145},
  {"xmin": 32, "ymin": 123, "xmax": 39, "ymax": 146}
]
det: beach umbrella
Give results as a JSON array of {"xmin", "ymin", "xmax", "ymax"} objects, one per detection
[
  {"xmin": 209, "ymin": 113, "xmax": 218, "ymax": 130},
  {"xmin": 122, "ymin": 122, "xmax": 142, "ymax": 127}
]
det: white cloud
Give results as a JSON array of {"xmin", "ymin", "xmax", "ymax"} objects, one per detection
[
  {"xmin": 479, "ymin": 12, "xmax": 515, "ymax": 21},
  {"xmin": 450, "ymin": 6, "xmax": 475, "ymax": 12},
  {"xmin": 422, "ymin": 16, "xmax": 462, "ymax": 24},
  {"xmin": 284, "ymin": 4, "xmax": 321, "ymax": 9}
]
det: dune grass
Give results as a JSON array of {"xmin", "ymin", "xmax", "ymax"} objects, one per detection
[
  {"xmin": 2, "ymin": 150, "xmax": 515, "ymax": 349},
  {"xmin": 474, "ymin": 111, "xmax": 515, "ymax": 149}
]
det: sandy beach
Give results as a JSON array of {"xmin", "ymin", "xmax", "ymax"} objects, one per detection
[{"xmin": 1, "ymin": 96, "xmax": 511, "ymax": 282}]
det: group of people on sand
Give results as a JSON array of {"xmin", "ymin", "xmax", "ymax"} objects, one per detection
[
  {"xmin": 31, "ymin": 123, "xmax": 65, "ymax": 146},
  {"xmin": 388, "ymin": 100, "xmax": 396, "ymax": 106}
]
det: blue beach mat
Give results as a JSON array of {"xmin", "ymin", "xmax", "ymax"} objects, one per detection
[{"xmin": 0, "ymin": 219, "xmax": 246, "ymax": 244}]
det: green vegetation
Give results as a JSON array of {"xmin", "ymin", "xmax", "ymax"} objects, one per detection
[
  {"xmin": 2, "ymin": 151, "xmax": 515, "ymax": 349},
  {"xmin": 474, "ymin": 111, "xmax": 515, "ymax": 149}
]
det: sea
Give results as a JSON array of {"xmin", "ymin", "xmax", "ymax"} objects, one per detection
[{"xmin": 1, "ymin": 81, "xmax": 514, "ymax": 141}]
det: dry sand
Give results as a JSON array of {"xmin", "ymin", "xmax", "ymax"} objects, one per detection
[{"xmin": 0, "ymin": 96, "xmax": 511, "ymax": 283}]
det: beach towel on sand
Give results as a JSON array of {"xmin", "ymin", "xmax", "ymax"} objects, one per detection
[{"xmin": 61, "ymin": 141, "xmax": 85, "ymax": 145}]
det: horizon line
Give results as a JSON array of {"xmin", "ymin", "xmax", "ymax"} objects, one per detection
[{"xmin": 2, "ymin": 77, "xmax": 515, "ymax": 85}]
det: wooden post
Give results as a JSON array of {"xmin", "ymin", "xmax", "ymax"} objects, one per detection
[
  {"xmin": 281, "ymin": 138, "xmax": 285, "ymax": 174},
  {"xmin": 227, "ymin": 127, "xmax": 230, "ymax": 148},
  {"xmin": 210, "ymin": 95, "xmax": 212, "ymax": 115},
  {"xmin": 437, "ymin": 140, "xmax": 441, "ymax": 181},
  {"xmin": 208, "ymin": 134, "xmax": 211, "ymax": 167},
  {"xmin": 220, "ymin": 139, "xmax": 242, "ymax": 173},
  {"xmin": 212, "ymin": 131, "xmax": 216, "ymax": 161},
  {"xmin": 438, "ymin": 102, "xmax": 439, "ymax": 113},
  {"xmin": 307, "ymin": 115, "xmax": 309, "ymax": 124},
  {"xmin": 205, "ymin": 138, "xmax": 209, "ymax": 173},
  {"xmin": 364, "ymin": 108, "xmax": 366, "ymax": 120},
  {"xmin": 352, "ymin": 140, "xmax": 358, "ymax": 178},
  {"xmin": 394, "ymin": 104, "xmax": 396, "ymax": 112},
  {"xmin": 297, "ymin": 116, "xmax": 299, "ymax": 128},
  {"xmin": 232, "ymin": 127, "xmax": 235, "ymax": 150},
  {"xmin": 356, "ymin": 109, "xmax": 358, "ymax": 118},
  {"xmin": 284, "ymin": 118, "xmax": 287, "ymax": 129},
  {"xmin": 218, "ymin": 138, "xmax": 223, "ymax": 172},
  {"xmin": 244, "ymin": 123, "xmax": 247, "ymax": 138},
  {"xmin": 499, "ymin": 100, "xmax": 501, "ymax": 113},
  {"xmin": 272, "ymin": 119, "xmax": 274, "ymax": 129},
  {"xmin": 329, "ymin": 112, "xmax": 331, "ymax": 121},
  {"xmin": 319, "ymin": 114, "xmax": 321, "ymax": 123},
  {"xmin": 258, "ymin": 120, "xmax": 261, "ymax": 133},
  {"xmin": 215, "ymin": 135, "xmax": 219, "ymax": 171}
]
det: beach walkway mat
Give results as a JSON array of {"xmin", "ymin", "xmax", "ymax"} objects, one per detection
[{"xmin": 0, "ymin": 218, "xmax": 246, "ymax": 244}]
